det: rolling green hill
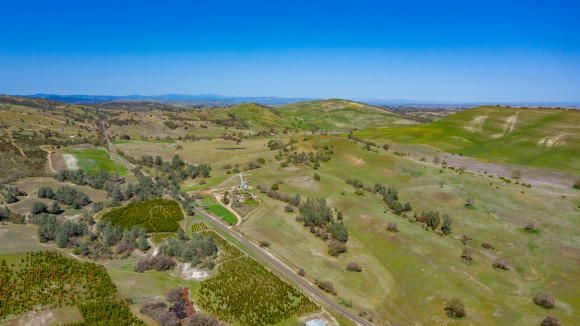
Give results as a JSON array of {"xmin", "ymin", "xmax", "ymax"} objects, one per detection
[
  {"xmin": 357, "ymin": 106, "xmax": 580, "ymax": 174},
  {"xmin": 197, "ymin": 103, "xmax": 308, "ymax": 130},
  {"xmin": 274, "ymin": 99, "xmax": 416, "ymax": 130}
]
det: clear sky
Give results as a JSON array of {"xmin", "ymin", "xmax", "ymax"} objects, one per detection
[{"xmin": 1, "ymin": 0, "xmax": 579, "ymax": 102}]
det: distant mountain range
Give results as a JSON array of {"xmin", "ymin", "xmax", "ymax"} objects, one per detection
[
  {"xmin": 22, "ymin": 94, "xmax": 317, "ymax": 106},
  {"xmin": 16, "ymin": 93, "xmax": 580, "ymax": 108}
]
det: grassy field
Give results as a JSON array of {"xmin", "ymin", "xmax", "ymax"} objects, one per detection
[
  {"xmin": 199, "ymin": 196, "xmax": 238, "ymax": 225},
  {"xmin": 274, "ymin": 99, "xmax": 415, "ymax": 130},
  {"xmin": 3, "ymin": 177, "xmax": 108, "ymax": 216},
  {"xmin": 356, "ymin": 106, "xmax": 580, "ymax": 174},
  {"xmin": 222, "ymin": 134, "xmax": 580, "ymax": 325},
  {"xmin": 61, "ymin": 147, "xmax": 130, "ymax": 174}
]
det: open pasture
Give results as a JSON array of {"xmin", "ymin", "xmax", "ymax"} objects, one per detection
[
  {"xmin": 60, "ymin": 147, "xmax": 130, "ymax": 175},
  {"xmin": 237, "ymin": 134, "xmax": 580, "ymax": 325}
]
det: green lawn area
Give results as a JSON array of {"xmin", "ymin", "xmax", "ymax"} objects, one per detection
[
  {"xmin": 62, "ymin": 148, "xmax": 130, "ymax": 174},
  {"xmin": 207, "ymin": 204, "xmax": 238, "ymax": 225}
]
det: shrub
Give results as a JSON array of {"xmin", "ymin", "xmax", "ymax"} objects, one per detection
[
  {"xmin": 444, "ymin": 298, "xmax": 466, "ymax": 318},
  {"xmin": 185, "ymin": 313, "xmax": 222, "ymax": 326},
  {"xmin": 140, "ymin": 299, "xmax": 167, "ymax": 315},
  {"xmin": 465, "ymin": 197, "xmax": 474, "ymax": 207},
  {"xmin": 541, "ymin": 316, "xmax": 561, "ymax": 326},
  {"xmin": 316, "ymin": 280, "xmax": 336, "ymax": 295},
  {"xmin": 534, "ymin": 292, "xmax": 555, "ymax": 308},
  {"xmin": 524, "ymin": 221, "xmax": 536, "ymax": 231},
  {"xmin": 492, "ymin": 257, "xmax": 509, "ymax": 270},
  {"xmin": 461, "ymin": 248, "xmax": 473, "ymax": 263},
  {"xmin": 346, "ymin": 262, "xmax": 362, "ymax": 272},
  {"xmin": 386, "ymin": 222, "xmax": 398, "ymax": 232},
  {"xmin": 481, "ymin": 242, "xmax": 493, "ymax": 249},
  {"xmin": 166, "ymin": 286, "xmax": 183, "ymax": 303},
  {"xmin": 134, "ymin": 255, "xmax": 176, "ymax": 273},
  {"xmin": 327, "ymin": 239, "xmax": 347, "ymax": 257},
  {"xmin": 258, "ymin": 240, "xmax": 271, "ymax": 248},
  {"xmin": 116, "ymin": 243, "xmax": 134, "ymax": 255},
  {"xmin": 574, "ymin": 179, "xmax": 580, "ymax": 189},
  {"xmin": 298, "ymin": 268, "xmax": 306, "ymax": 276},
  {"xmin": 30, "ymin": 202, "xmax": 48, "ymax": 215},
  {"xmin": 284, "ymin": 205, "xmax": 294, "ymax": 212}
]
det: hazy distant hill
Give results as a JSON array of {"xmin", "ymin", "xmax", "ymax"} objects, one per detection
[
  {"xmin": 273, "ymin": 99, "xmax": 416, "ymax": 130},
  {"xmin": 25, "ymin": 94, "xmax": 316, "ymax": 106},
  {"xmin": 358, "ymin": 105, "xmax": 580, "ymax": 174}
]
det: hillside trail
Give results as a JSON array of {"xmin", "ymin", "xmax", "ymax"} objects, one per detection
[
  {"xmin": 11, "ymin": 141, "xmax": 26, "ymax": 157},
  {"xmin": 40, "ymin": 145, "xmax": 57, "ymax": 173}
]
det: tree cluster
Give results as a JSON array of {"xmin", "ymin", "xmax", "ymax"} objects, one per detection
[{"xmin": 157, "ymin": 232, "xmax": 218, "ymax": 268}]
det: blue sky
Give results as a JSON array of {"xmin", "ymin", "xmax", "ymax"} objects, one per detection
[{"xmin": 1, "ymin": 0, "xmax": 579, "ymax": 102}]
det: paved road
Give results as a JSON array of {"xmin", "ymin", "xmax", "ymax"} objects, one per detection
[
  {"xmin": 101, "ymin": 121, "xmax": 135, "ymax": 170},
  {"xmin": 100, "ymin": 121, "xmax": 373, "ymax": 325},
  {"xmin": 192, "ymin": 206, "xmax": 375, "ymax": 326}
]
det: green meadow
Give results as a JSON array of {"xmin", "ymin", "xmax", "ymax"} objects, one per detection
[
  {"xmin": 62, "ymin": 148, "xmax": 130, "ymax": 174},
  {"xmin": 356, "ymin": 106, "xmax": 580, "ymax": 174}
]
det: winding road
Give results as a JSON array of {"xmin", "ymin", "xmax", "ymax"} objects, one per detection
[
  {"xmin": 101, "ymin": 121, "xmax": 135, "ymax": 170},
  {"xmin": 192, "ymin": 206, "xmax": 375, "ymax": 326}
]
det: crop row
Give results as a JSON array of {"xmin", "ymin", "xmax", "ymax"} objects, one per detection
[
  {"xmin": 191, "ymin": 222, "xmax": 208, "ymax": 233},
  {"xmin": 198, "ymin": 230, "xmax": 243, "ymax": 264},
  {"xmin": 0, "ymin": 251, "xmax": 117, "ymax": 319},
  {"xmin": 149, "ymin": 232, "xmax": 177, "ymax": 245},
  {"xmin": 198, "ymin": 256, "xmax": 319, "ymax": 325},
  {"xmin": 102, "ymin": 198, "xmax": 184, "ymax": 232}
]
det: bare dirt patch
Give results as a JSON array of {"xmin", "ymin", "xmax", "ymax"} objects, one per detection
[
  {"xmin": 464, "ymin": 115, "xmax": 488, "ymax": 133},
  {"xmin": 179, "ymin": 263, "xmax": 210, "ymax": 281},
  {"xmin": 434, "ymin": 192, "xmax": 453, "ymax": 202},
  {"xmin": 62, "ymin": 154, "xmax": 78, "ymax": 169}
]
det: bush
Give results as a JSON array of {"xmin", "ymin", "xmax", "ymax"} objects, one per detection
[
  {"xmin": 298, "ymin": 268, "xmax": 306, "ymax": 276},
  {"xmin": 492, "ymin": 257, "xmax": 509, "ymax": 270},
  {"xmin": 444, "ymin": 298, "xmax": 466, "ymax": 318},
  {"xmin": 134, "ymin": 255, "xmax": 176, "ymax": 273},
  {"xmin": 284, "ymin": 205, "xmax": 294, "ymax": 212},
  {"xmin": 258, "ymin": 240, "xmax": 271, "ymax": 248},
  {"xmin": 574, "ymin": 179, "xmax": 580, "ymax": 189},
  {"xmin": 541, "ymin": 316, "xmax": 561, "ymax": 326},
  {"xmin": 386, "ymin": 222, "xmax": 398, "ymax": 232},
  {"xmin": 328, "ymin": 239, "xmax": 347, "ymax": 257},
  {"xmin": 461, "ymin": 248, "xmax": 473, "ymax": 263},
  {"xmin": 166, "ymin": 286, "xmax": 183, "ymax": 303},
  {"xmin": 534, "ymin": 292, "xmax": 555, "ymax": 308},
  {"xmin": 30, "ymin": 202, "xmax": 48, "ymax": 215},
  {"xmin": 316, "ymin": 280, "xmax": 336, "ymax": 295},
  {"xmin": 140, "ymin": 299, "xmax": 167, "ymax": 315},
  {"xmin": 116, "ymin": 243, "xmax": 134, "ymax": 255},
  {"xmin": 185, "ymin": 313, "xmax": 222, "ymax": 326},
  {"xmin": 481, "ymin": 242, "xmax": 493, "ymax": 249},
  {"xmin": 346, "ymin": 262, "xmax": 362, "ymax": 272}
]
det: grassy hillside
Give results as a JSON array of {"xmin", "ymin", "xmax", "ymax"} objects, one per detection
[
  {"xmin": 357, "ymin": 106, "xmax": 580, "ymax": 174},
  {"xmin": 0, "ymin": 96, "xmax": 115, "ymax": 181},
  {"xmin": 274, "ymin": 99, "xmax": 415, "ymax": 130},
  {"xmin": 197, "ymin": 103, "xmax": 309, "ymax": 130}
]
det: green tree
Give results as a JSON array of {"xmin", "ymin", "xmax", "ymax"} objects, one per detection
[
  {"xmin": 31, "ymin": 202, "xmax": 48, "ymax": 215},
  {"xmin": 441, "ymin": 214, "xmax": 453, "ymax": 234},
  {"xmin": 138, "ymin": 236, "xmax": 149, "ymax": 251},
  {"xmin": 56, "ymin": 230, "xmax": 68, "ymax": 248}
]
